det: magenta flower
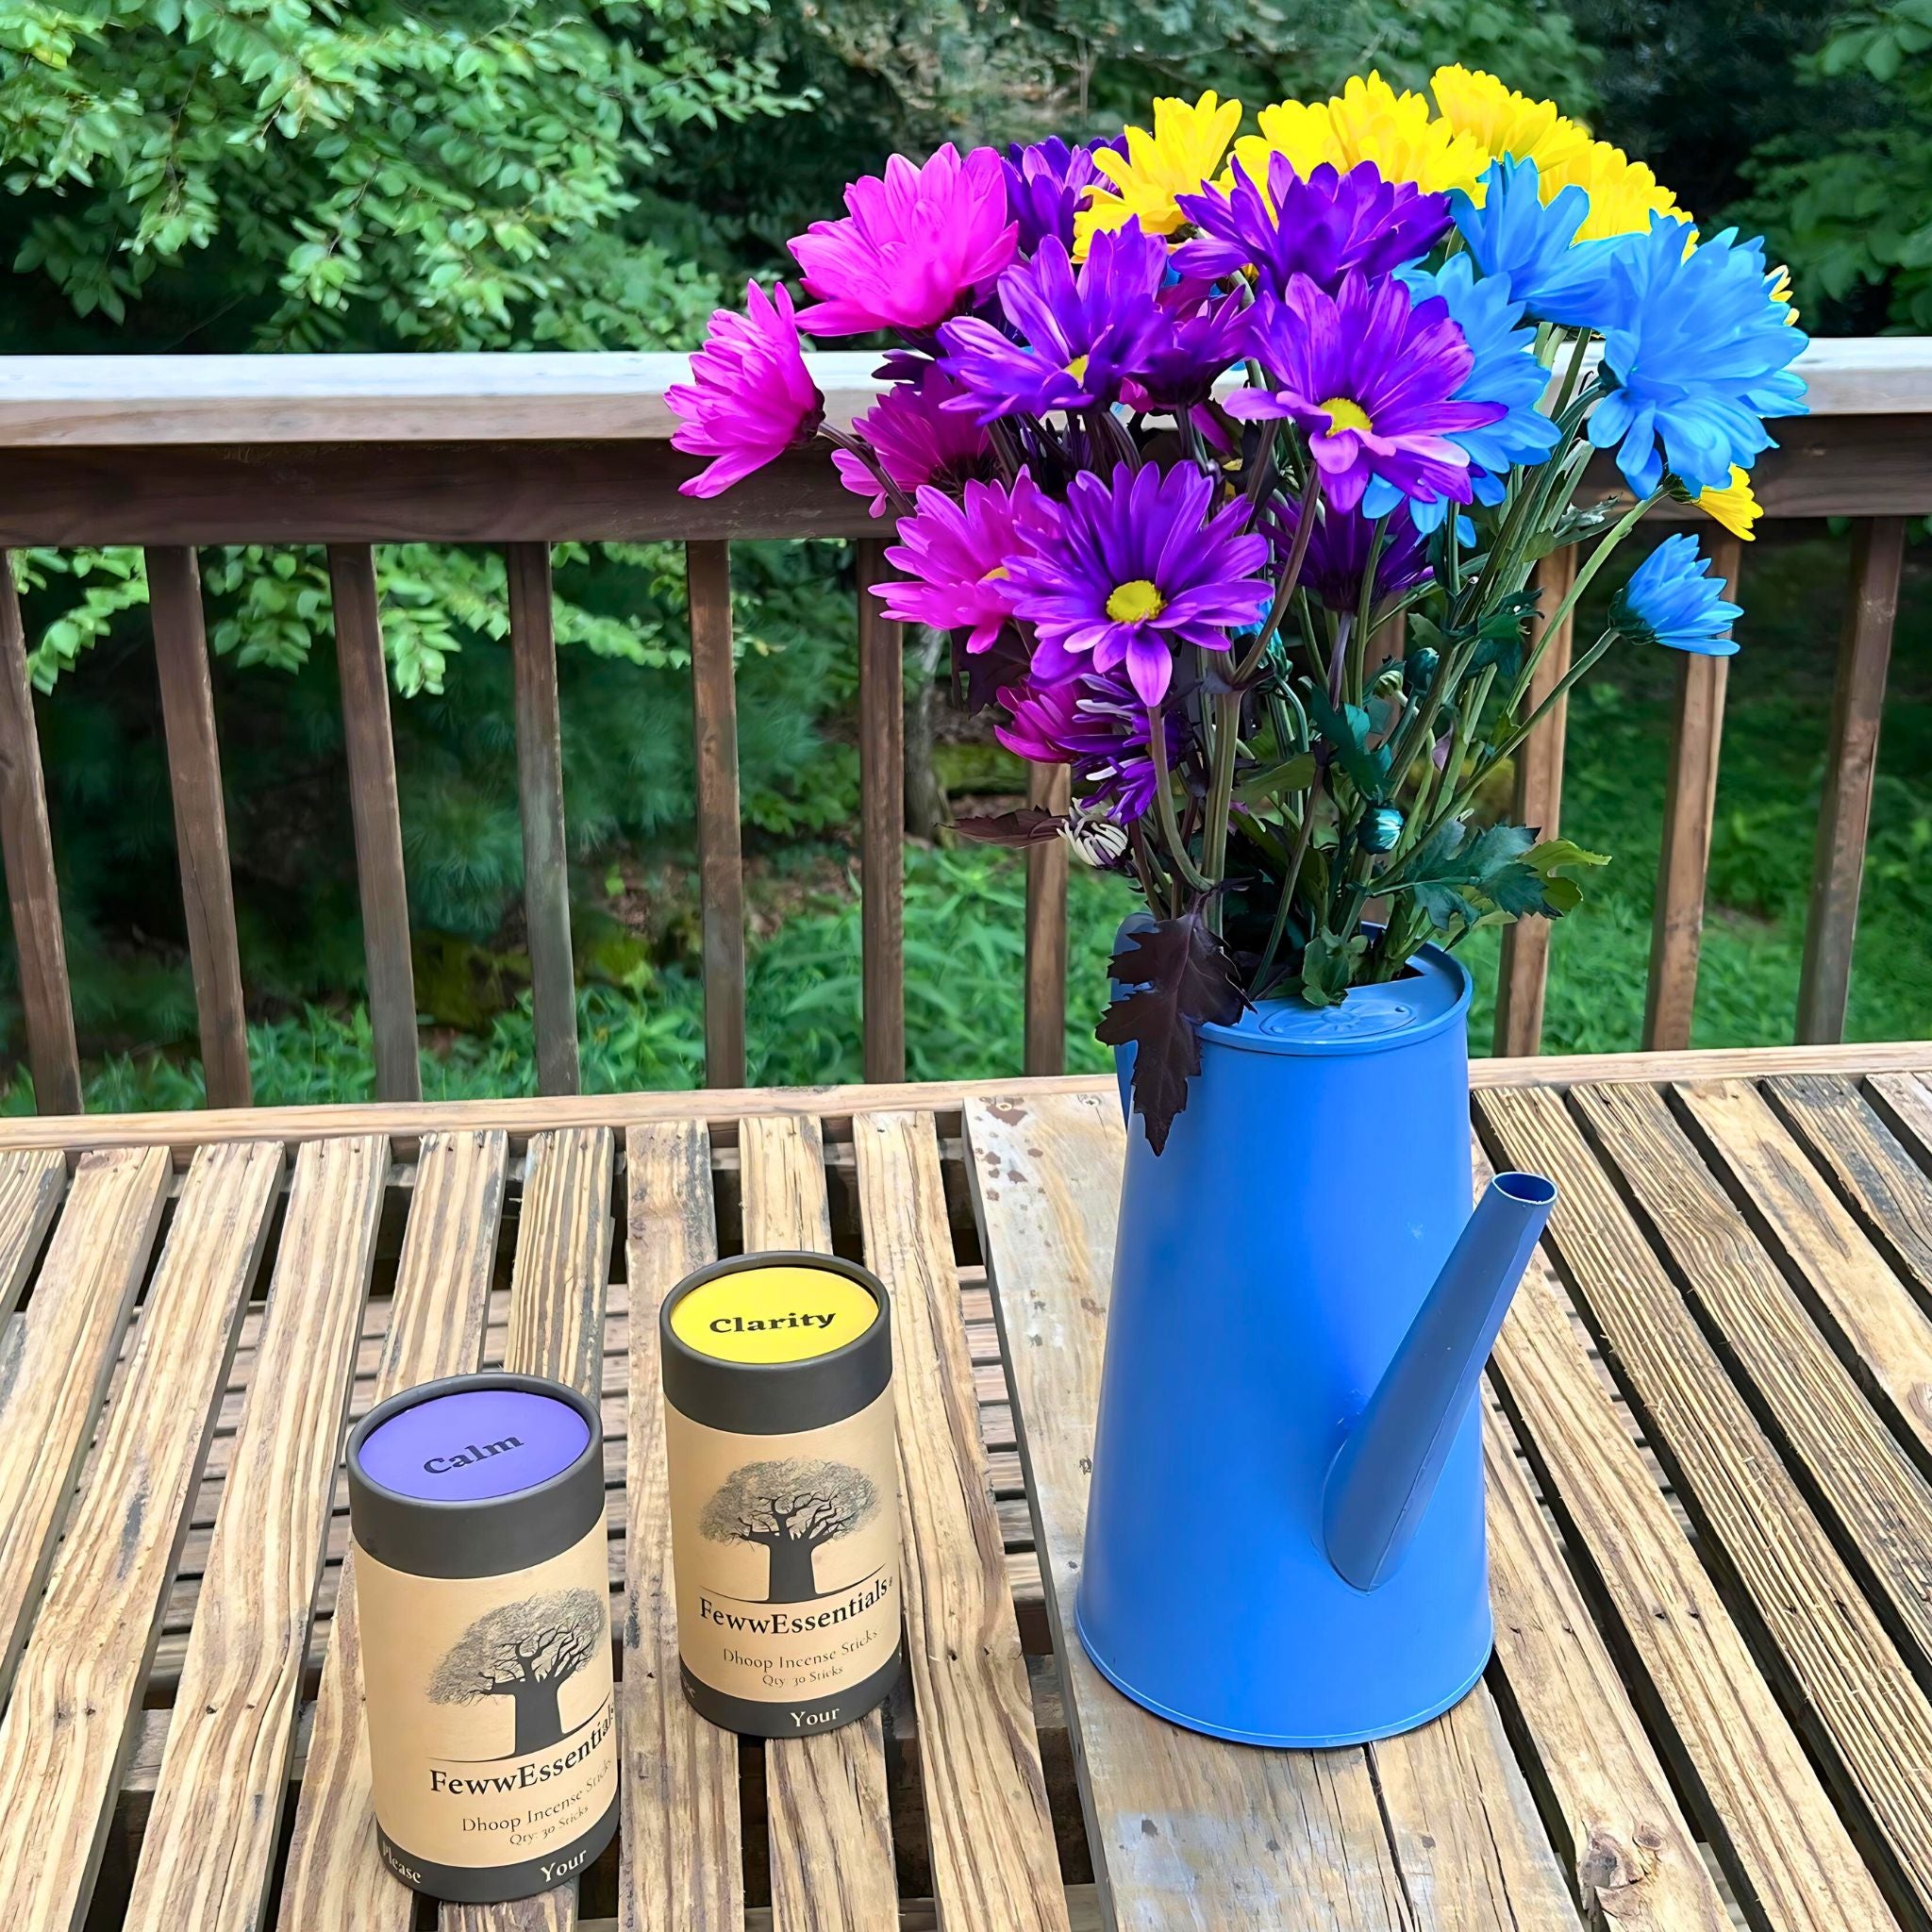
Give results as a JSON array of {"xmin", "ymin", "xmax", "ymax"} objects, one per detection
[
  {"xmin": 832, "ymin": 365, "xmax": 991, "ymax": 517},
  {"xmin": 1174, "ymin": 158, "xmax": 1449, "ymax": 297},
  {"xmin": 791, "ymin": 144, "xmax": 1018, "ymax": 338},
  {"xmin": 938, "ymin": 222, "xmax": 1171, "ymax": 420},
  {"xmin": 997, "ymin": 667, "xmax": 1183, "ymax": 823},
  {"xmin": 875, "ymin": 471, "xmax": 1058, "ymax": 654},
  {"xmin": 668, "ymin": 281, "xmax": 824, "ymax": 499},
  {"xmin": 1231, "ymin": 273, "xmax": 1503, "ymax": 512},
  {"xmin": 1004, "ymin": 463, "xmax": 1270, "ymax": 706}
]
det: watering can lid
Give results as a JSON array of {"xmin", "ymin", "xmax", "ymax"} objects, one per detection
[{"xmin": 1207, "ymin": 943, "xmax": 1472, "ymax": 1057}]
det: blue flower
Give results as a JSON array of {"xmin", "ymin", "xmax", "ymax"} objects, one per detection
[
  {"xmin": 1611, "ymin": 534, "xmax": 1741, "ymax": 656},
  {"xmin": 1371, "ymin": 254, "xmax": 1560, "ymax": 530},
  {"xmin": 1588, "ymin": 218, "xmax": 1808, "ymax": 499},
  {"xmin": 1450, "ymin": 157, "xmax": 1623, "ymax": 328}
]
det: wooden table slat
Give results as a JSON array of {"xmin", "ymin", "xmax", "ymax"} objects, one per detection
[
  {"xmin": 277, "ymin": 1129, "xmax": 508, "ymax": 1932},
  {"xmin": 0, "ymin": 1138, "xmax": 281, "ymax": 1932},
  {"xmin": 741, "ymin": 1114, "xmax": 899, "ymax": 1932},
  {"xmin": 966, "ymin": 1092, "xmax": 1414, "ymax": 1932},
  {"xmin": 619, "ymin": 1122, "xmax": 743, "ymax": 1930},
  {"xmin": 1483, "ymin": 1085, "xmax": 1920, "ymax": 1925},
  {"xmin": 124, "ymin": 1135, "xmax": 387, "ymax": 1932},
  {"xmin": 0, "ymin": 1146, "xmax": 63, "ymax": 1321},
  {"xmin": 853, "ymin": 1111, "xmax": 1069, "ymax": 1932}
]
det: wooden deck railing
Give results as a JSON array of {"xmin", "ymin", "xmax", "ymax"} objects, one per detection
[{"xmin": 0, "ymin": 342, "xmax": 1924, "ymax": 1114}]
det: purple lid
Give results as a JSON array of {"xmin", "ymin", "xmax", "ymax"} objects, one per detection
[{"xmin": 355, "ymin": 1385, "xmax": 591, "ymax": 1503}]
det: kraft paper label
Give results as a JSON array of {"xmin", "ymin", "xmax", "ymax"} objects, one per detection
[
  {"xmin": 355, "ymin": 1518, "xmax": 617, "ymax": 1884},
  {"xmin": 670, "ymin": 1261, "xmax": 878, "ymax": 1363},
  {"xmin": 667, "ymin": 1386, "xmax": 901, "ymax": 1731}
]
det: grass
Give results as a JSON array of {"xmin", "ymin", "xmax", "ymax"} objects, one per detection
[{"xmin": 8, "ymin": 527, "xmax": 1927, "ymax": 1113}]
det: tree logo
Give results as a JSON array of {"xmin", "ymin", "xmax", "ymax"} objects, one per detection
[
  {"xmin": 700, "ymin": 1457, "xmax": 880, "ymax": 1604},
  {"xmin": 427, "ymin": 1586, "xmax": 607, "ymax": 1758}
]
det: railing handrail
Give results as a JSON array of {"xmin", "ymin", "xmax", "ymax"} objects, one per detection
[{"xmin": 0, "ymin": 338, "xmax": 1924, "ymax": 447}]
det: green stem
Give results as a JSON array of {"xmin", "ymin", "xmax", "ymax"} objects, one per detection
[{"xmin": 1146, "ymin": 702, "xmax": 1211, "ymax": 893}]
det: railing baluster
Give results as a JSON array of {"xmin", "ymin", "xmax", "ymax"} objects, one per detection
[
  {"xmin": 1492, "ymin": 546, "xmax": 1575, "ymax": 1058},
  {"xmin": 505, "ymin": 541, "xmax": 580, "ymax": 1096},
  {"xmin": 326, "ymin": 546, "xmax": 421, "ymax": 1102},
  {"xmin": 1797, "ymin": 515, "xmax": 1904, "ymax": 1044},
  {"xmin": 1024, "ymin": 764, "xmax": 1071, "ymax": 1075},
  {"xmin": 0, "ymin": 554, "xmax": 80, "ymax": 1115},
  {"xmin": 1642, "ymin": 534, "xmax": 1738, "ymax": 1050},
  {"xmin": 687, "ymin": 541, "xmax": 746, "ymax": 1088},
  {"xmin": 856, "ymin": 540, "xmax": 906, "ymax": 1083},
  {"xmin": 147, "ymin": 545, "xmax": 251, "ymax": 1109}
]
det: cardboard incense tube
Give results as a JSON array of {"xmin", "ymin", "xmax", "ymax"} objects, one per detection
[
  {"xmin": 660, "ymin": 1252, "xmax": 902, "ymax": 1737},
  {"xmin": 346, "ymin": 1374, "xmax": 619, "ymax": 1903}
]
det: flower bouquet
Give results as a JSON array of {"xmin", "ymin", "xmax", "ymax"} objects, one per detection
[{"xmin": 669, "ymin": 69, "xmax": 1807, "ymax": 1150}]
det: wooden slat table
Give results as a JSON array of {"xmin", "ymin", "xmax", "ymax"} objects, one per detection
[{"xmin": 6, "ymin": 1042, "xmax": 1932, "ymax": 1929}]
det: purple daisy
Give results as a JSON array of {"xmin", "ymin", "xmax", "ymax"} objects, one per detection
[
  {"xmin": 997, "ymin": 667, "xmax": 1184, "ymax": 823},
  {"xmin": 1266, "ymin": 496, "xmax": 1433, "ymax": 615},
  {"xmin": 938, "ymin": 222, "xmax": 1171, "ymax": 421},
  {"xmin": 833, "ymin": 365, "xmax": 991, "ymax": 516},
  {"xmin": 875, "ymin": 470, "xmax": 1058, "ymax": 654},
  {"xmin": 1121, "ymin": 281, "xmax": 1248, "ymax": 411},
  {"xmin": 1174, "ymin": 158, "xmax": 1450, "ymax": 297},
  {"xmin": 669, "ymin": 281, "xmax": 824, "ymax": 499},
  {"xmin": 1003, "ymin": 137, "xmax": 1122, "ymax": 253},
  {"xmin": 1231, "ymin": 272, "xmax": 1504, "ymax": 513},
  {"xmin": 1004, "ymin": 462, "xmax": 1271, "ymax": 706},
  {"xmin": 791, "ymin": 144, "xmax": 1018, "ymax": 338}
]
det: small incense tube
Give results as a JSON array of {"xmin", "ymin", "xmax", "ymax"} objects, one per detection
[
  {"xmin": 659, "ymin": 1251, "xmax": 902, "ymax": 1736},
  {"xmin": 347, "ymin": 1374, "xmax": 619, "ymax": 1903}
]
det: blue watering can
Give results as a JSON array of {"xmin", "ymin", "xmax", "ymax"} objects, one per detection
[{"xmin": 1081, "ymin": 941, "xmax": 1557, "ymax": 1745}]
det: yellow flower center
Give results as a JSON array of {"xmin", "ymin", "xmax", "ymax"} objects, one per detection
[
  {"xmin": 981, "ymin": 564, "xmax": 1010, "ymax": 582},
  {"xmin": 1106, "ymin": 578, "xmax": 1167, "ymax": 625},
  {"xmin": 1321, "ymin": 395, "xmax": 1374, "ymax": 437},
  {"xmin": 1064, "ymin": 353, "xmax": 1091, "ymax": 383}
]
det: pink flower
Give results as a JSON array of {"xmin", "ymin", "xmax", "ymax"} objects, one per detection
[
  {"xmin": 791, "ymin": 145, "xmax": 1019, "ymax": 338},
  {"xmin": 832, "ymin": 365, "xmax": 992, "ymax": 516},
  {"xmin": 876, "ymin": 471, "xmax": 1057, "ymax": 654},
  {"xmin": 668, "ymin": 281, "xmax": 824, "ymax": 499}
]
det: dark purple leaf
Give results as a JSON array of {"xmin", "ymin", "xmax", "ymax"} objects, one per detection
[
  {"xmin": 962, "ymin": 625, "xmax": 1033, "ymax": 712},
  {"xmin": 1095, "ymin": 911, "xmax": 1248, "ymax": 1154},
  {"xmin": 953, "ymin": 809, "xmax": 1064, "ymax": 846}
]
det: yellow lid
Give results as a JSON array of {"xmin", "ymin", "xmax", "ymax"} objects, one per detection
[{"xmin": 670, "ymin": 1262, "xmax": 879, "ymax": 1364}]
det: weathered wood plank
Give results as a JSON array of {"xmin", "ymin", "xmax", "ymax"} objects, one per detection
[
  {"xmin": 328, "ymin": 546, "xmax": 421, "ymax": 1103},
  {"xmin": 965, "ymin": 1092, "xmax": 1412, "ymax": 1932},
  {"xmin": 856, "ymin": 541, "xmax": 906, "ymax": 1085},
  {"xmin": 1798, "ymin": 516, "xmax": 1905, "ymax": 1044},
  {"xmin": 508, "ymin": 541, "xmax": 580, "ymax": 1096},
  {"xmin": 276, "ymin": 1130, "xmax": 508, "ymax": 1932},
  {"xmin": 1477, "ymin": 1124, "xmax": 1897, "ymax": 1932},
  {"xmin": 853, "ymin": 1111, "xmax": 1068, "ymax": 1932},
  {"xmin": 1673, "ymin": 1078, "xmax": 1932, "ymax": 1463},
  {"xmin": 688, "ymin": 541, "xmax": 747, "ymax": 1088},
  {"xmin": 0, "ymin": 554, "xmax": 80, "ymax": 1114},
  {"xmin": 1494, "ymin": 544, "xmax": 1575, "ymax": 1058},
  {"xmin": 443, "ymin": 1125, "xmax": 611, "ymax": 1932},
  {"xmin": 740, "ymin": 1113, "xmax": 899, "ymax": 1932},
  {"xmin": 5, "ymin": 1042, "xmax": 1932, "ymax": 1157},
  {"xmin": 1024, "ymin": 765, "xmax": 1072, "ymax": 1077},
  {"xmin": 125, "ymin": 1135, "xmax": 386, "ymax": 1932},
  {"xmin": 1643, "ymin": 536, "xmax": 1737, "ymax": 1051},
  {"xmin": 148, "ymin": 543, "xmax": 252, "ymax": 1109},
  {"xmin": 0, "ymin": 1146, "xmax": 61, "ymax": 1319},
  {"xmin": 1484, "ymin": 1084, "xmax": 1927, "ymax": 1922},
  {"xmin": 620, "ymin": 1121, "xmax": 742, "ymax": 1931},
  {"xmin": 0, "ymin": 1138, "xmax": 280, "ymax": 1932},
  {"xmin": 1768, "ymin": 1072, "xmax": 1932, "ymax": 1308},
  {"xmin": 0, "ymin": 1145, "xmax": 169, "ymax": 1702},
  {"xmin": 1578, "ymin": 1081, "xmax": 1932, "ymax": 1674}
]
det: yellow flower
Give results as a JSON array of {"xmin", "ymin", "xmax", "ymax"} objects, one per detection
[
  {"xmin": 1233, "ymin": 72, "xmax": 1490, "ymax": 200},
  {"xmin": 1076, "ymin": 91, "xmax": 1242, "ymax": 256},
  {"xmin": 1769, "ymin": 261, "xmax": 1801, "ymax": 325},
  {"xmin": 1428, "ymin": 65, "xmax": 1586, "ymax": 177},
  {"xmin": 1538, "ymin": 137, "xmax": 1685, "ymax": 241},
  {"xmin": 1694, "ymin": 466, "xmax": 1760, "ymax": 542}
]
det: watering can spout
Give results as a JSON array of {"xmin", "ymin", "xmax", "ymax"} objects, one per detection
[{"xmin": 1322, "ymin": 1171, "xmax": 1557, "ymax": 1592}]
